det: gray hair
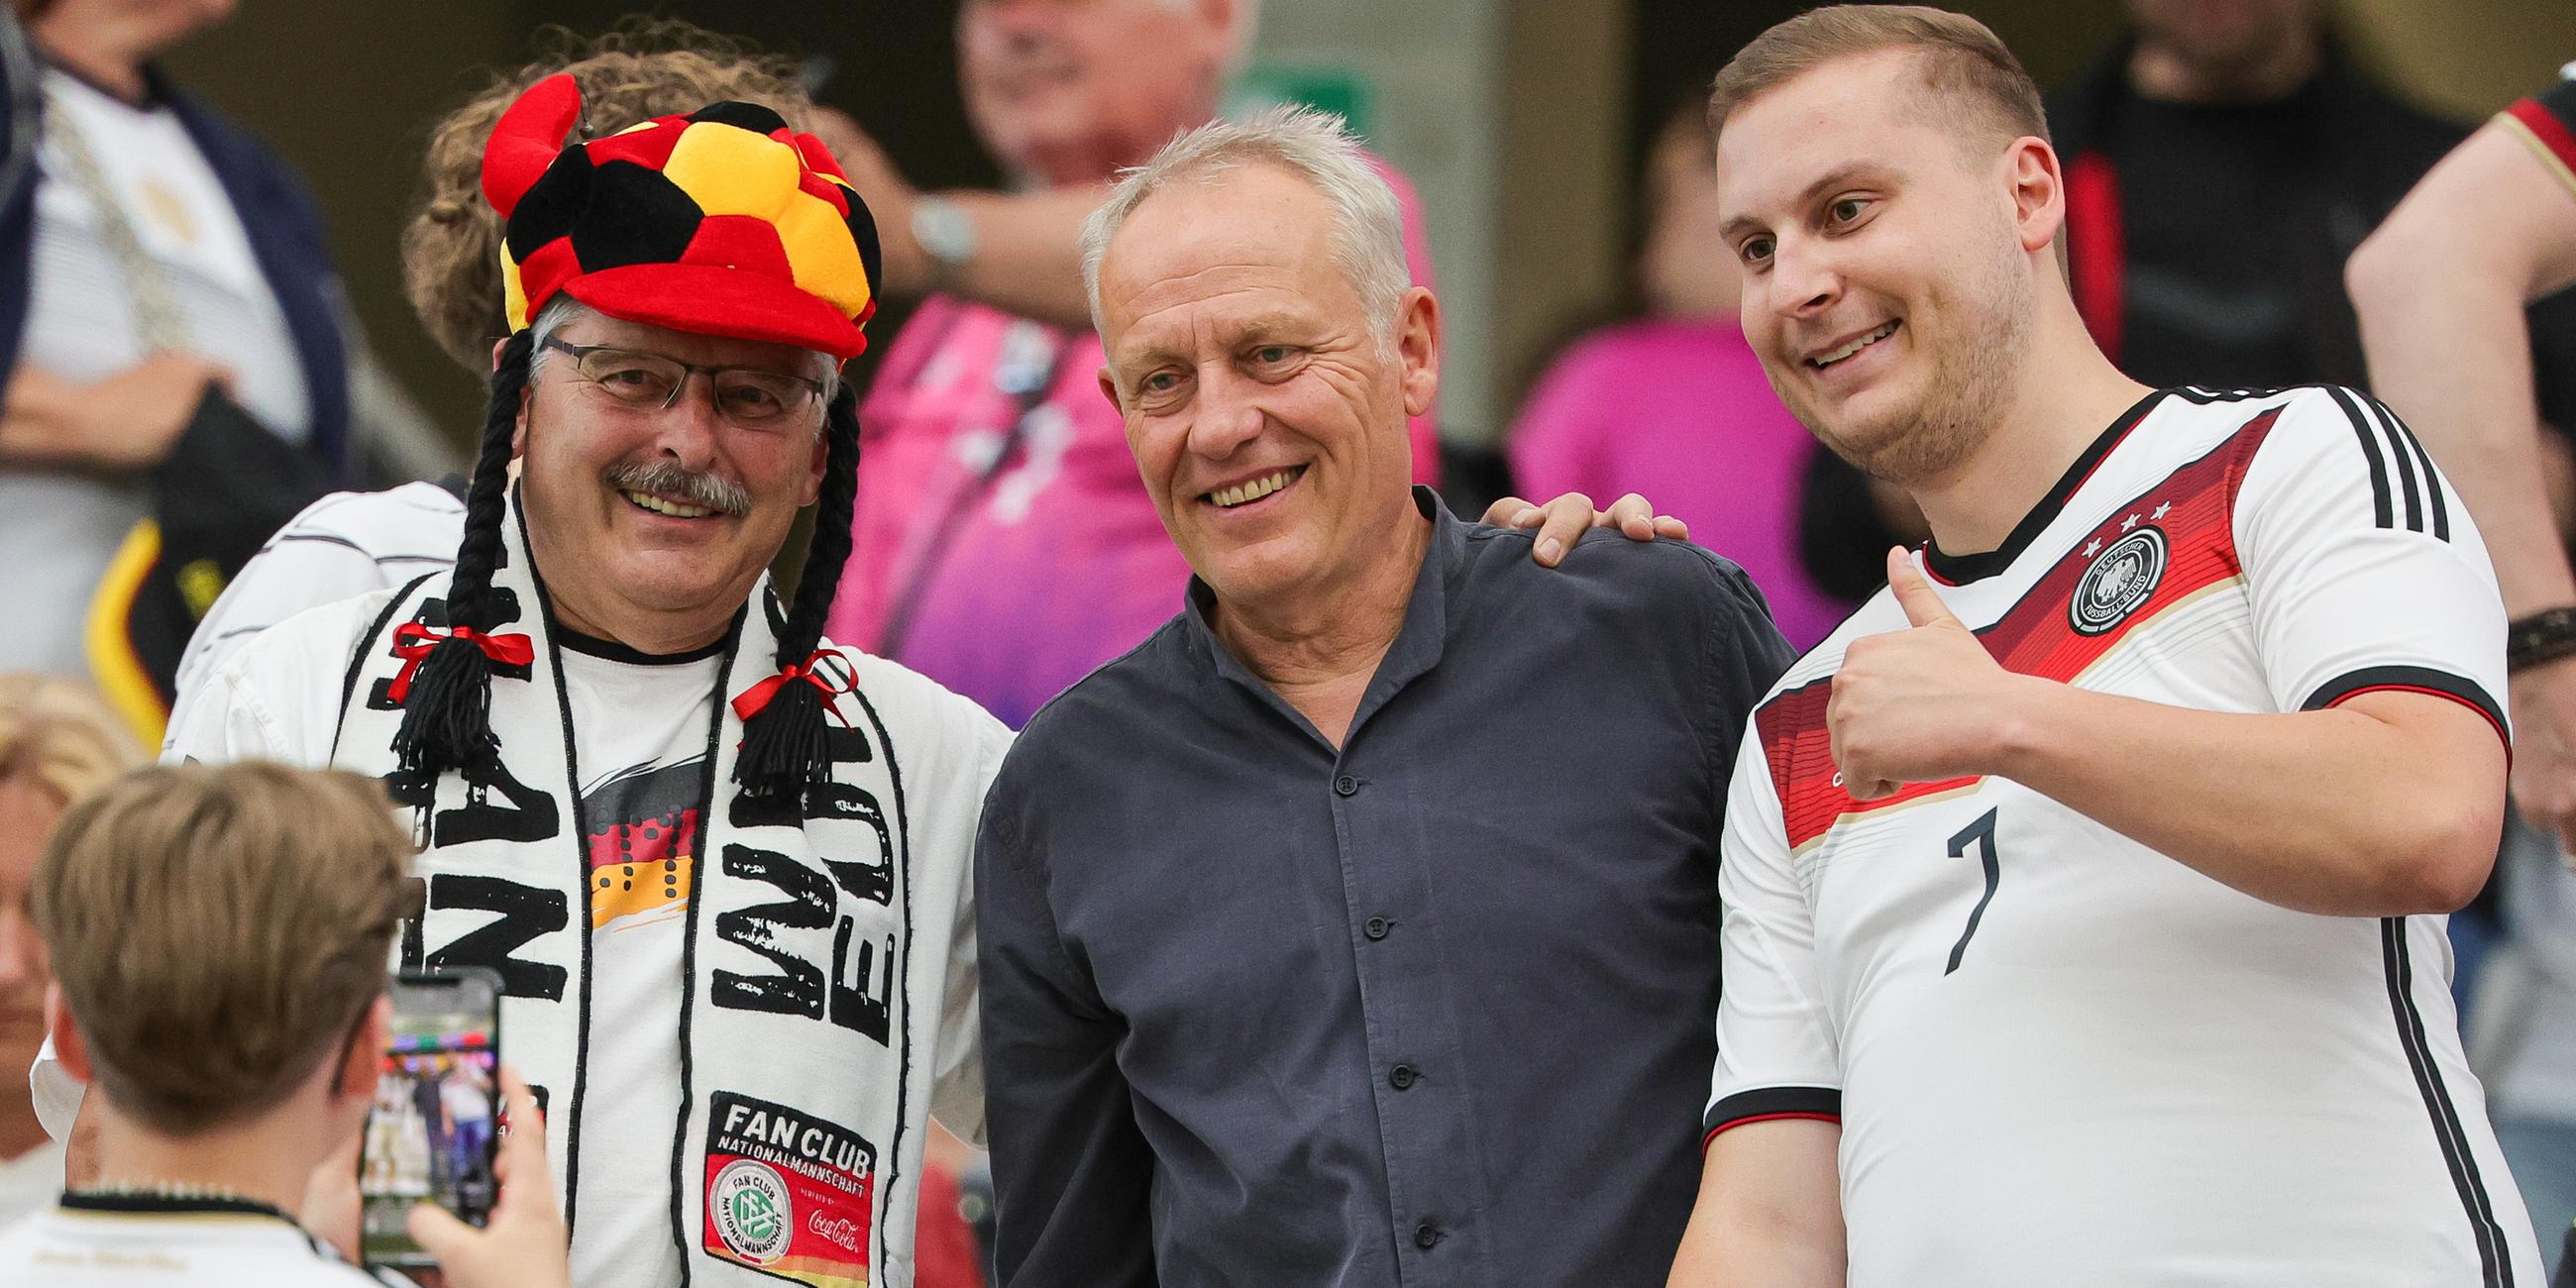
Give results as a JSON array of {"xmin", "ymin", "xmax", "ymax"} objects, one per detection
[
  {"xmin": 1079, "ymin": 105, "xmax": 1411, "ymax": 351},
  {"xmin": 527, "ymin": 295, "xmax": 842, "ymax": 403}
]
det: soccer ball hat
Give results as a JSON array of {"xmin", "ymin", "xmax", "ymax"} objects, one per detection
[
  {"xmin": 482, "ymin": 72, "xmax": 881, "ymax": 361},
  {"xmin": 394, "ymin": 74, "xmax": 877, "ymax": 808}
]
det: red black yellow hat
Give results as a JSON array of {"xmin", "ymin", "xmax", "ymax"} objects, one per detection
[{"xmin": 480, "ymin": 73, "xmax": 881, "ymax": 361}]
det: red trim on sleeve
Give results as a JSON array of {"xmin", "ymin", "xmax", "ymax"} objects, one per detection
[
  {"xmin": 2325, "ymin": 684, "xmax": 2511, "ymax": 751},
  {"xmin": 2506, "ymin": 97, "xmax": 2576, "ymax": 185},
  {"xmin": 1700, "ymin": 1112, "xmax": 1843, "ymax": 1155}
]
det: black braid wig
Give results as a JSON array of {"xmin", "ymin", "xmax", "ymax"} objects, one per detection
[
  {"xmin": 390, "ymin": 330, "xmax": 535, "ymax": 785},
  {"xmin": 732, "ymin": 381, "xmax": 863, "ymax": 808}
]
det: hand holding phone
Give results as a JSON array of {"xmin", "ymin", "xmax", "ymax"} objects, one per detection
[
  {"xmin": 408, "ymin": 1065, "xmax": 571, "ymax": 1288},
  {"xmin": 359, "ymin": 969, "xmax": 502, "ymax": 1266}
]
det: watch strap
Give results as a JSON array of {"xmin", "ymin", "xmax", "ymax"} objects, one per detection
[{"xmin": 2508, "ymin": 605, "xmax": 2576, "ymax": 673}]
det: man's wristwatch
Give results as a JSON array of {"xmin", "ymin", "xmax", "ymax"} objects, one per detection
[
  {"xmin": 2508, "ymin": 605, "xmax": 2576, "ymax": 673},
  {"xmin": 911, "ymin": 195, "xmax": 978, "ymax": 289}
]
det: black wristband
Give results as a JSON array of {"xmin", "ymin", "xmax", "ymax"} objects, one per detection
[{"xmin": 2508, "ymin": 606, "xmax": 2576, "ymax": 673}]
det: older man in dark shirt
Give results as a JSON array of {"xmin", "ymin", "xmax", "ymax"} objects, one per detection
[{"xmin": 974, "ymin": 106, "xmax": 1795, "ymax": 1287}]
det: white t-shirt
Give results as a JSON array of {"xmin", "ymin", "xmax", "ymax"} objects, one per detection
[
  {"xmin": 0, "ymin": 69, "xmax": 313, "ymax": 674},
  {"xmin": 0, "ymin": 1197, "xmax": 397, "ymax": 1286},
  {"xmin": 50, "ymin": 583, "xmax": 1012, "ymax": 1288},
  {"xmin": 547, "ymin": 631, "xmax": 722, "ymax": 1288},
  {"xmin": 0, "ymin": 1138, "xmax": 63, "ymax": 1228},
  {"xmin": 1709, "ymin": 386, "xmax": 2543, "ymax": 1285}
]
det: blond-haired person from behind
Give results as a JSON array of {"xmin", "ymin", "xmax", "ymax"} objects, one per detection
[
  {"xmin": 0, "ymin": 675, "xmax": 139, "ymax": 1223},
  {"xmin": 0, "ymin": 761, "xmax": 568, "ymax": 1287}
]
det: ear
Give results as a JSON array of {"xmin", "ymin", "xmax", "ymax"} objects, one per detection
[
  {"xmin": 1096, "ymin": 365, "xmax": 1124, "ymax": 413},
  {"xmin": 46, "ymin": 983, "xmax": 91, "ymax": 1084},
  {"xmin": 333, "ymin": 996, "xmax": 391, "ymax": 1103},
  {"xmin": 1394, "ymin": 285, "xmax": 1442, "ymax": 421},
  {"xmin": 2004, "ymin": 136, "xmax": 2065, "ymax": 257}
]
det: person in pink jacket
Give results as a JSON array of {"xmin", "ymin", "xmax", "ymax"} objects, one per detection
[
  {"xmin": 822, "ymin": 0, "xmax": 1439, "ymax": 727},
  {"xmin": 1510, "ymin": 101, "xmax": 1857, "ymax": 649}
]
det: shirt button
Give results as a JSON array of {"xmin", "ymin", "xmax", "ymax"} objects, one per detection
[
  {"xmin": 1414, "ymin": 1221, "xmax": 1444, "ymax": 1250},
  {"xmin": 1334, "ymin": 774, "xmax": 1359, "ymax": 797},
  {"xmin": 1389, "ymin": 1063, "xmax": 1419, "ymax": 1090},
  {"xmin": 1363, "ymin": 916, "xmax": 1390, "ymax": 940}
]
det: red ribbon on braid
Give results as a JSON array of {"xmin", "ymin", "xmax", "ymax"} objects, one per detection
[
  {"xmin": 731, "ymin": 649, "xmax": 856, "ymax": 722},
  {"xmin": 388, "ymin": 622, "xmax": 536, "ymax": 702}
]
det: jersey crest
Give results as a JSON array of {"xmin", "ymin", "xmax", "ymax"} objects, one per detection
[{"xmin": 2071, "ymin": 526, "xmax": 2167, "ymax": 635}]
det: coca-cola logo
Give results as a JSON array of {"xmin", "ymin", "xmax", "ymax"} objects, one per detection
[{"xmin": 807, "ymin": 1210, "xmax": 867, "ymax": 1255}]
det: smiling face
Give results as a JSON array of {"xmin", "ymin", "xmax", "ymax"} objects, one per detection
[
  {"xmin": 1716, "ymin": 49, "xmax": 2042, "ymax": 484},
  {"xmin": 513, "ymin": 312, "xmax": 829, "ymax": 647},
  {"xmin": 958, "ymin": 0, "xmax": 1235, "ymax": 186},
  {"xmin": 1095, "ymin": 162, "xmax": 1438, "ymax": 613}
]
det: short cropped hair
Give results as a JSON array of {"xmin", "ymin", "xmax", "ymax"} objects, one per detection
[
  {"xmin": 1080, "ymin": 105, "xmax": 1410, "ymax": 352},
  {"xmin": 33, "ymin": 762, "xmax": 416, "ymax": 1135},
  {"xmin": 1709, "ymin": 5, "xmax": 2048, "ymax": 152},
  {"xmin": 0, "ymin": 674, "xmax": 140, "ymax": 811},
  {"xmin": 403, "ymin": 18, "xmax": 816, "ymax": 373}
]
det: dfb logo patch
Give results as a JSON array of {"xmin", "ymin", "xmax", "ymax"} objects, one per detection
[
  {"xmin": 2071, "ymin": 527, "xmax": 2167, "ymax": 636},
  {"xmin": 709, "ymin": 1159, "xmax": 795, "ymax": 1265}
]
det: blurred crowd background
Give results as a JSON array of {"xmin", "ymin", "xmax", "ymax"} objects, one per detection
[{"xmin": 11, "ymin": 0, "xmax": 2576, "ymax": 1282}]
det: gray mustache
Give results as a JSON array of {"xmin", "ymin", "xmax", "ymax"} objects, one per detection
[{"xmin": 604, "ymin": 461, "xmax": 751, "ymax": 517}]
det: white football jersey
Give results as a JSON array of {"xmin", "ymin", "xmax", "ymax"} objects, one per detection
[
  {"xmin": 0, "ymin": 1197, "xmax": 405, "ymax": 1286},
  {"xmin": 1709, "ymin": 385, "xmax": 2542, "ymax": 1286}
]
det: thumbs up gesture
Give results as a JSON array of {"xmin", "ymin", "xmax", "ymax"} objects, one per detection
[{"xmin": 1828, "ymin": 547, "xmax": 2038, "ymax": 800}]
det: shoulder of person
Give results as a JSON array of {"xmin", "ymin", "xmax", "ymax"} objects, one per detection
[
  {"xmin": 197, "ymin": 583, "xmax": 410, "ymax": 712},
  {"xmin": 838, "ymin": 643, "xmax": 1014, "ymax": 762},
  {"xmin": 1467, "ymin": 522, "xmax": 1775, "ymax": 626},
  {"xmin": 279, "ymin": 483, "xmax": 466, "ymax": 556},
  {"xmin": 989, "ymin": 613, "xmax": 1194, "ymax": 789},
  {"xmin": 2229, "ymin": 382, "xmax": 2398, "ymax": 466}
]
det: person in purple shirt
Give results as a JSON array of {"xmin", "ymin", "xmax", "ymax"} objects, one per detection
[{"xmin": 1510, "ymin": 100, "xmax": 1859, "ymax": 648}]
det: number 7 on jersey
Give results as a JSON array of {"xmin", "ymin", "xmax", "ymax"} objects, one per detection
[{"xmin": 1946, "ymin": 807, "xmax": 2001, "ymax": 975}]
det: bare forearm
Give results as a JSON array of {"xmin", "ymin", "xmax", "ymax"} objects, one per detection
[
  {"xmin": 1667, "ymin": 1208, "xmax": 1846, "ymax": 1288},
  {"xmin": 2351, "ymin": 249, "xmax": 2570, "ymax": 612},
  {"xmin": 1667, "ymin": 1124, "xmax": 1845, "ymax": 1288},
  {"xmin": 2350, "ymin": 120, "xmax": 2576, "ymax": 614},
  {"xmin": 0, "ymin": 368, "xmax": 86, "ymax": 466},
  {"xmin": 1994, "ymin": 682, "xmax": 2503, "ymax": 915},
  {"xmin": 930, "ymin": 185, "xmax": 1112, "ymax": 330}
]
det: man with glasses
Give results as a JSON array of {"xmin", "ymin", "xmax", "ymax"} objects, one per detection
[{"xmin": 43, "ymin": 78, "xmax": 1020, "ymax": 1288}]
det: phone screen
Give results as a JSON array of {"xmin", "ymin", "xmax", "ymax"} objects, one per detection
[{"xmin": 359, "ymin": 968, "xmax": 502, "ymax": 1267}]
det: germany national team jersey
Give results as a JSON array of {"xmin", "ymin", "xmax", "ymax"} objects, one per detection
[
  {"xmin": 2500, "ymin": 69, "xmax": 2576, "ymax": 201},
  {"xmin": 1708, "ymin": 386, "xmax": 2543, "ymax": 1285}
]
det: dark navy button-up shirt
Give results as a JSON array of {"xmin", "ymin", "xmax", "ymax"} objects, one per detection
[{"xmin": 976, "ymin": 488, "xmax": 1796, "ymax": 1286}]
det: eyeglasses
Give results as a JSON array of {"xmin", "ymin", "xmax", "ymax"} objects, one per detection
[{"xmin": 538, "ymin": 336, "xmax": 828, "ymax": 427}]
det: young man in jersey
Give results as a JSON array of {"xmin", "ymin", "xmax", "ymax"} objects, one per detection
[
  {"xmin": 1666, "ymin": 7, "xmax": 2541, "ymax": 1285},
  {"xmin": 0, "ymin": 761, "xmax": 566, "ymax": 1288},
  {"xmin": 41, "ymin": 77, "xmax": 1020, "ymax": 1288}
]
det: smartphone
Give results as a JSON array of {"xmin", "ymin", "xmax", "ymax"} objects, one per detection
[{"xmin": 358, "ymin": 968, "xmax": 503, "ymax": 1267}]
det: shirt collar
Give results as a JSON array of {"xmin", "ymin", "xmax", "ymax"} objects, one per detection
[{"xmin": 1183, "ymin": 485, "xmax": 1459, "ymax": 748}]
